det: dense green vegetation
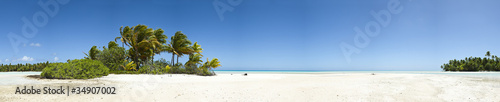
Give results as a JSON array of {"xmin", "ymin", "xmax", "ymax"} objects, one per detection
[
  {"xmin": 41, "ymin": 59, "xmax": 109, "ymax": 79},
  {"xmin": 109, "ymin": 24, "xmax": 221, "ymax": 76},
  {"xmin": 441, "ymin": 51, "xmax": 500, "ymax": 71},
  {"xmin": 2, "ymin": 24, "xmax": 221, "ymax": 78},
  {"xmin": 0, "ymin": 61, "xmax": 50, "ymax": 72}
]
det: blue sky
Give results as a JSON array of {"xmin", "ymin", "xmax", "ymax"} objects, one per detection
[{"xmin": 1, "ymin": 0, "xmax": 500, "ymax": 71}]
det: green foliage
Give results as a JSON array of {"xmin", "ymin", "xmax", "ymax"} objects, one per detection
[
  {"xmin": 0, "ymin": 61, "xmax": 50, "ymax": 72},
  {"xmin": 109, "ymin": 70, "xmax": 140, "ymax": 74},
  {"xmin": 124, "ymin": 61, "xmax": 137, "ymax": 71},
  {"xmin": 138, "ymin": 62, "xmax": 169, "ymax": 74},
  {"xmin": 117, "ymin": 24, "xmax": 166, "ymax": 69},
  {"xmin": 442, "ymin": 51, "xmax": 500, "ymax": 71},
  {"xmin": 169, "ymin": 63, "xmax": 186, "ymax": 74},
  {"xmin": 165, "ymin": 31, "xmax": 192, "ymax": 66},
  {"xmin": 185, "ymin": 53, "xmax": 203, "ymax": 74},
  {"xmin": 41, "ymin": 59, "xmax": 109, "ymax": 79},
  {"xmin": 2, "ymin": 24, "xmax": 223, "ymax": 77},
  {"xmin": 198, "ymin": 58, "xmax": 221, "ymax": 76},
  {"xmin": 84, "ymin": 46, "xmax": 101, "ymax": 60},
  {"xmin": 108, "ymin": 41, "xmax": 119, "ymax": 49},
  {"xmin": 97, "ymin": 44, "xmax": 127, "ymax": 71}
]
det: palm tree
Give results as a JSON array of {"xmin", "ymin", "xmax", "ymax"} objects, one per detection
[
  {"xmin": 83, "ymin": 46, "xmax": 100, "ymax": 60},
  {"xmin": 202, "ymin": 58, "xmax": 222, "ymax": 75},
  {"xmin": 150, "ymin": 28, "xmax": 167, "ymax": 64},
  {"xmin": 186, "ymin": 53, "xmax": 203, "ymax": 65},
  {"xmin": 118, "ymin": 24, "xmax": 159, "ymax": 69},
  {"xmin": 165, "ymin": 31, "xmax": 192, "ymax": 66},
  {"xmin": 486, "ymin": 51, "xmax": 491, "ymax": 57},
  {"xmin": 185, "ymin": 53, "xmax": 203, "ymax": 73},
  {"xmin": 191, "ymin": 42, "xmax": 203, "ymax": 54}
]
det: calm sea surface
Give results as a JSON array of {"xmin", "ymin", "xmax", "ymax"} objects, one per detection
[
  {"xmin": 1, "ymin": 71, "xmax": 500, "ymax": 78},
  {"xmin": 214, "ymin": 70, "xmax": 500, "ymax": 78}
]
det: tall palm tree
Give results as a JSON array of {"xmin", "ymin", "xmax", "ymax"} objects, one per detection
[
  {"xmin": 165, "ymin": 31, "xmax": 192, "ymax": 66},
  {"xmin": 118, "ymin": 24, "xmax": 158, "ymax": 69},
  {"xmin": 150, "ymin": 28, "xmax": 167, "ymax": 64}
]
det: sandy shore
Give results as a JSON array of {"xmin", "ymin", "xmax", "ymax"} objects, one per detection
[{"xmin": 1, "ymin": 72, "xmax": 500, "ymax": 102}]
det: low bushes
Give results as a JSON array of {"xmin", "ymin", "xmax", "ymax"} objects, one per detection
[{"xmin": 41, "ymin": 59, "xmax": 109, "ymax": 79}]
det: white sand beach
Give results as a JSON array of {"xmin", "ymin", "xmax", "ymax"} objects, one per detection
[{"xmin": 1, "ymin": 72, "xmax": 500, "ymax": 102}]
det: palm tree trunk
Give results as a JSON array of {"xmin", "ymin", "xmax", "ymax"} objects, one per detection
[
  {"xmin": 134, "ymin": 48, "xmax": 140, "ymax": 70},
  {"xmin": 152, "ymin": 49, "xmax": 155, "ymax": 64},
  {"xmin": 171, "ymin": 53, "xmax": 175, "ymax": 66}
]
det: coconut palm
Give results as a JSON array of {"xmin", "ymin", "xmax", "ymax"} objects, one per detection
[
  {"xmin": 83, "ymin": 46, "xmax": 100, "ymax": 60},
  {"xmin": 148, "ymin": 29, "xmax": 167, "ymax": 64},
  {"xmin": 186, "ymin": 53, "xmax": 203, "ymax": 66},
  {"xmin": 191, "ymin": 42, "xmax": 203, "ymax": 54},
  {"xmin": 185, "ymin": 53, "xmax": 203, "ymax": 73},
  {"xmin": 486, "ymin": 51, "xmax": 491, "ymax": 57},
  {"xmin": 117, "ymin": 24, "xmax": 159, "ymax": 69},
  {"xmin": 201, "ymin": 58, "xmax": 221, "ymax": 75},
  {"xmin": 165, "ymin": 31, "xmax": 192, "ymax": 66}
]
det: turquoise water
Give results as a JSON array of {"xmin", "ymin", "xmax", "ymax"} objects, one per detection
[
  {"xmin": 214, "ymin": 70, "xmax": 500, "ymax": 78},
  {"xmin": 0, "ymin": 71, "xmax": 499, "ymax": 78}
]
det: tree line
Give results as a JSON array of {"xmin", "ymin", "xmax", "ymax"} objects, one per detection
[
  {"xmin": 82, "ymin": 24, "xmax": 221, "ymax": 76},
  {"xmin": 0, "ymin": 61, "xmax": 50, "ymax": 72},
  {"xmin": 3, "ymin": 24, "xmax": 221, "ymax": 79},
  {"xmin": 441, "ymin": 51, "xmax": 500, "ymax": 71}
]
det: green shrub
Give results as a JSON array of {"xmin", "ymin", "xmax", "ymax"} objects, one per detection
[
  {"xmin": 196, "ymin": 67, "xmax": 214, "ymax": 76},
  {"xmin": 138, "ymin": 63, "xmax": 169, "ymax": 74},
  {"xmin": 97, "ymin": 45, "xmax": 126, "ymax": 71},
  {"xmin": 41, "ymin": 59, "xmax": 109, "ymax": 79}
]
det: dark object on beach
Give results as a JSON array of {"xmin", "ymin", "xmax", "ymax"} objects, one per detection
[
  {"xmin": 243, "ymin": 73, "xmax": 247, "ymax": 76},
  {"xmin": 371, "ymin": 73, "xmax": 375, "ymax": 75},
  {"xmin": 26, "ymin": 75, "xmax": 43, "ymax": 79}
]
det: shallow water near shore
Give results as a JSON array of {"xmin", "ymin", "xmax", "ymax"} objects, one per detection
[
  {"xmin": 214, "ymin": 70, "xmax": 500, "ymax": 77},
  {"xmin": 1, "ymin": 71, "xmax": 500, "ymax": 77}
]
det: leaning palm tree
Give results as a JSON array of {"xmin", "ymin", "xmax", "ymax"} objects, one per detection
[
  {"xmin": 118, "ymin": 24, "xmax": 158, "ymax": 69},
  {"xmin": 165, "ymin": 31, "xmax": 192, "ymax": 66},
  {"xmin": 186, "ymin": 53, "xmax": 203, "ymax": 65},
  {"xmin": 83, "ymin": 46, "xmax": 100, "ymax": 60},
  {"xmin": 185, "ymin": 53, "xmax": 203, "ymax": 73},
  {"xmin": 191, "ymin": 42, "xmax": 203, "ymax": 54},
  {"xmin": 201, "ymin": 58, "xmax": 221, "ymax": 75},
  {"xmin": 150, "ymin": 29, "xmax": 167, "ymax": 64}
]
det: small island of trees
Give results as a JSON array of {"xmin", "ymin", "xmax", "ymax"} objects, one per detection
[
  {"xmin": 2, "ymin": 24, "xmax": 222, "ymax": 79},
  {"xmin": 441, "ymin": 51, "xmax": 500, "ymax": 71}
]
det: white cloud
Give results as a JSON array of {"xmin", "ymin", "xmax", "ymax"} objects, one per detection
[
  {"xmin": 30, "ymin": 43, "xmax": 41, "ymax": 47},
  {"xmin": 52, "ymin": 53, "xmax": 57, "ymax": 56},
  {"xmin": 5, "ymin": 59, "xmax": 9, "ymax": 62},
  {"xmin": 54, "ymin": 57, "xmax": 59, "ymax": 61},
  {"xmin": 19, "ymin": 56, "xmax": 34, "ymax": 61}
]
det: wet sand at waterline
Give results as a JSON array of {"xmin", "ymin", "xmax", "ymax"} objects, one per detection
[{"xmin": 1, "ymin": 72, "xmax": 500, "ymax": 102}]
